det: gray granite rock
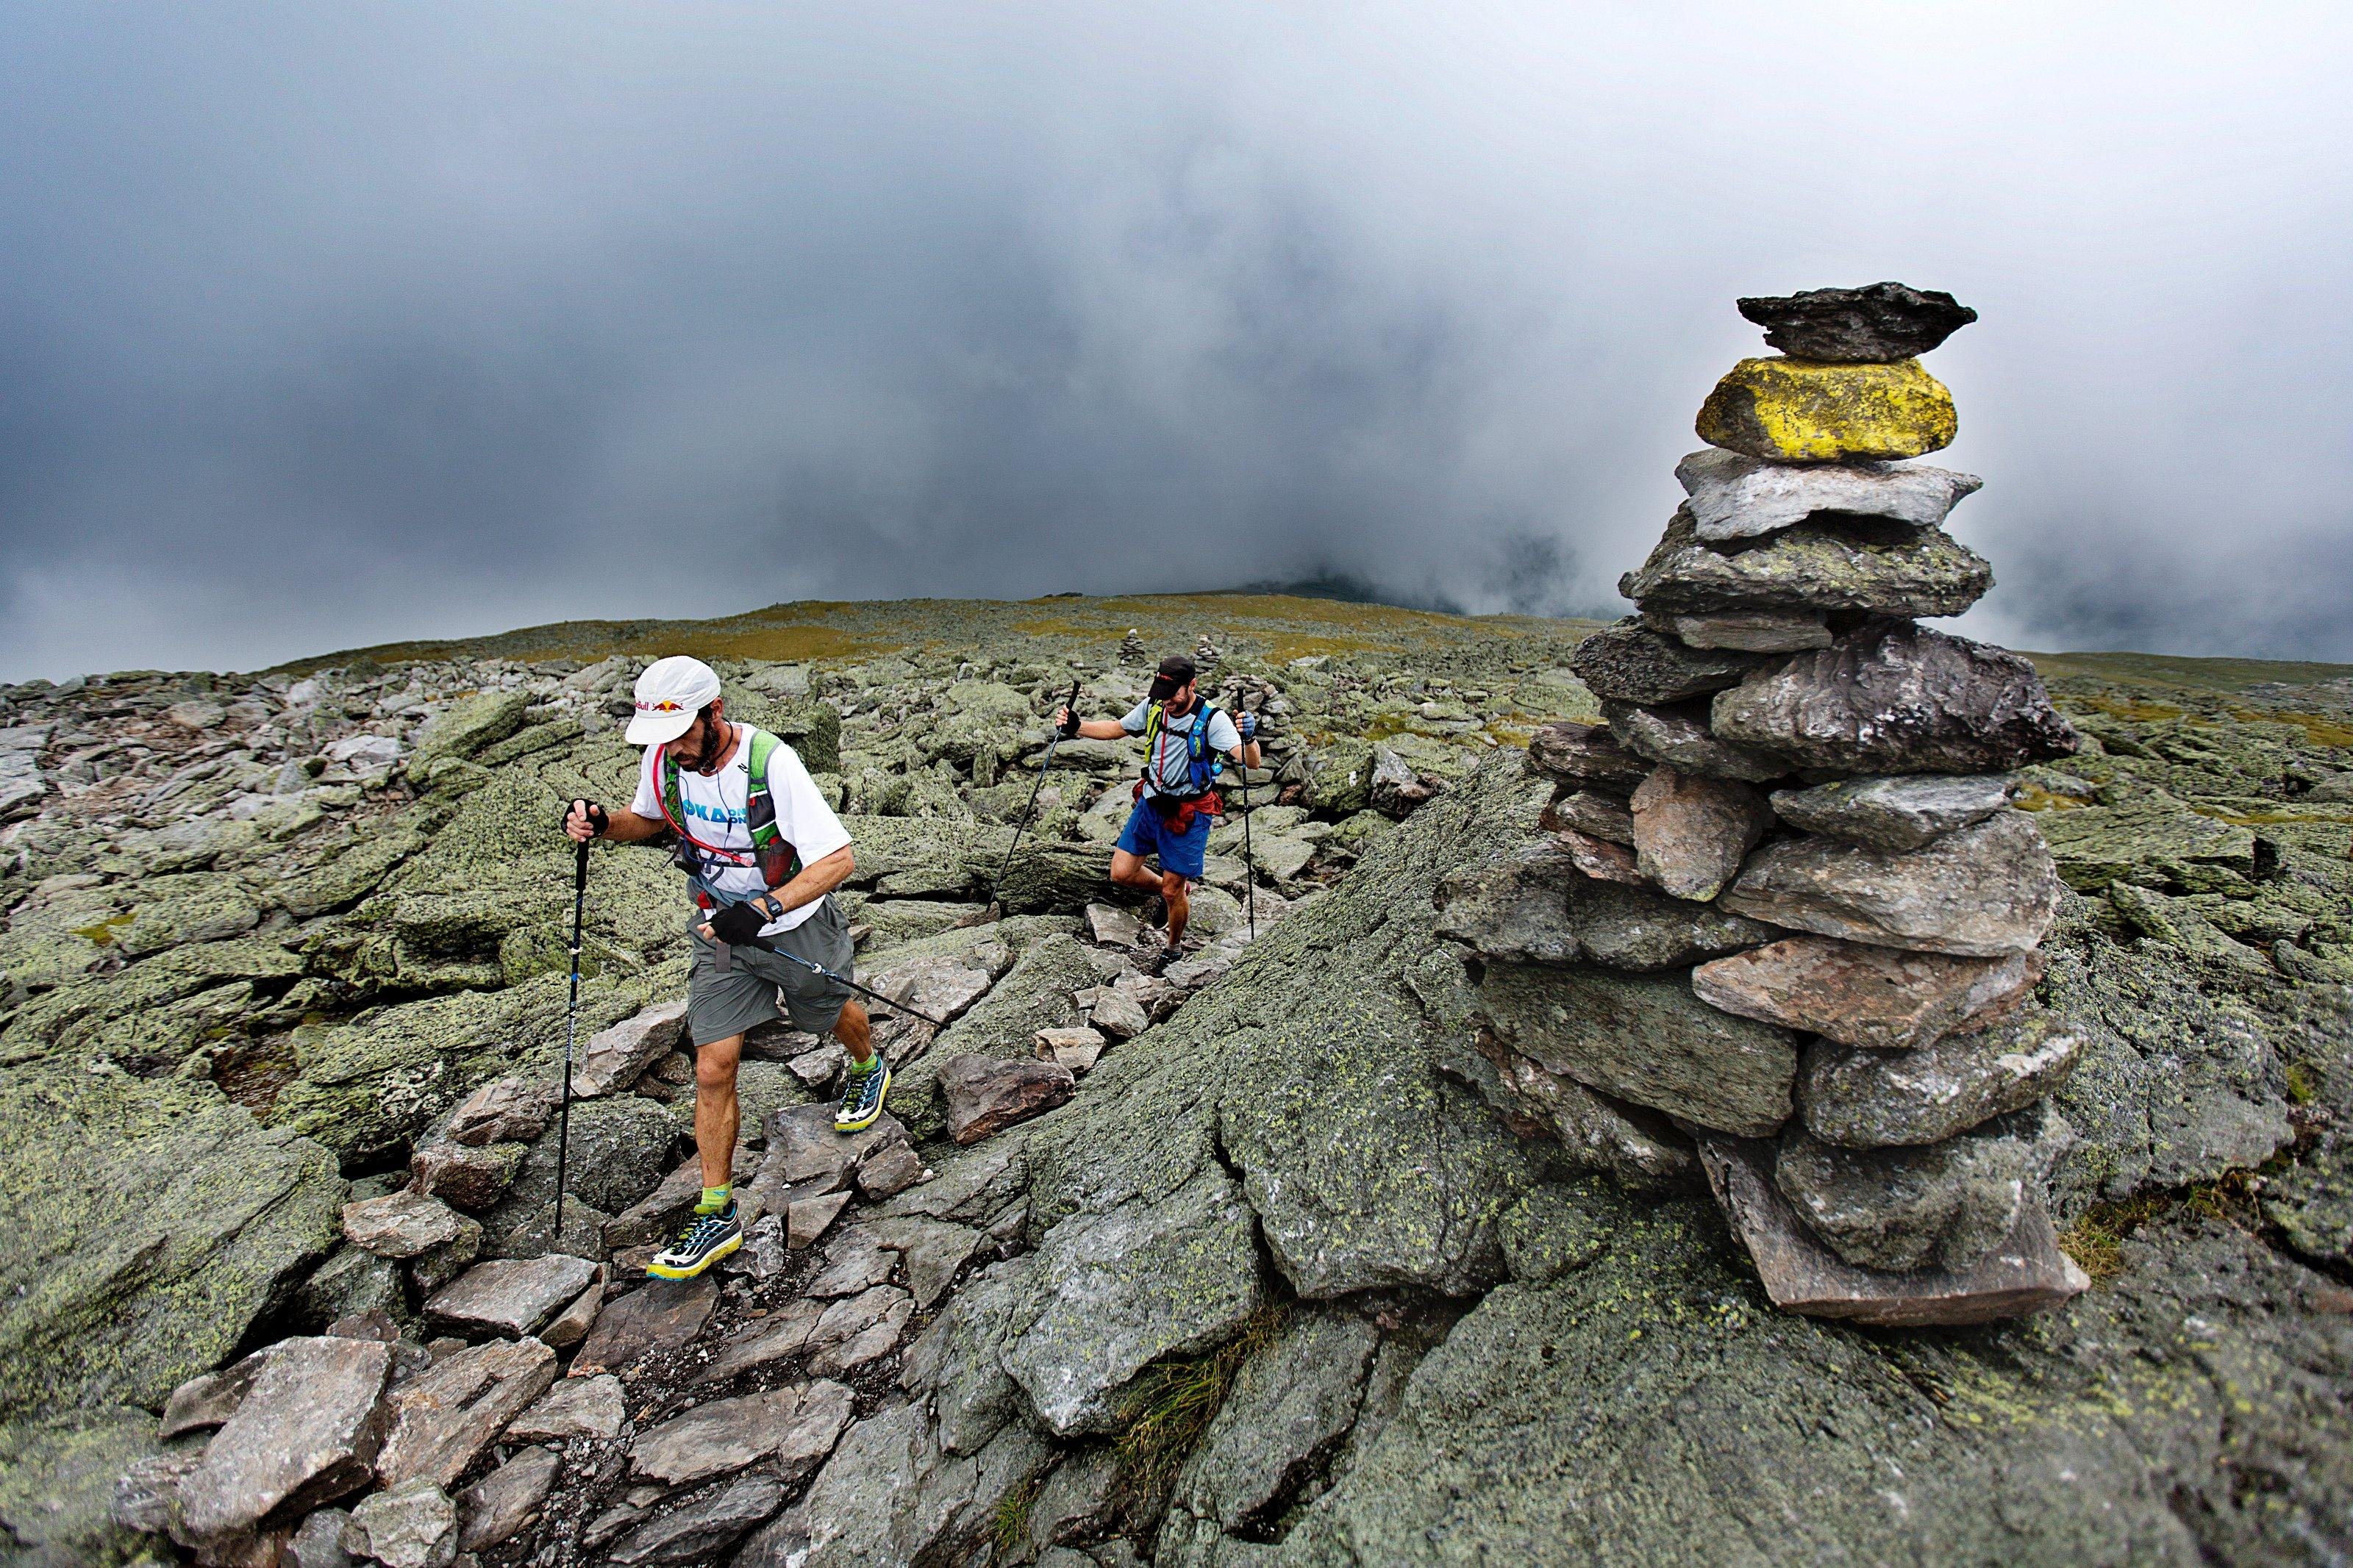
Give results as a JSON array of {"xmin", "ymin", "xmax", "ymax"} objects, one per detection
[
  {"xmin": 1621, "ymin": 510, "xmax": 1992, "ymax": 620},
  {"xmin": 1774, "ymin": 1105, "xmax": 2071, "ymax": 1272},
  {"xmin": 805, "ymin": 1228, "xmax": 898, "ymax": 1297},
  {"xmin": 1800, "ymin": 1007, "xmax": 2085, "ymax": 1147},
  {"xmin": 1479, "ymin": 1045, "xmax": 1699, "ymax": 1189},
  {"xmin": 1675, "ymin": 448, "xmax": 1982, "ymax": 542},
  {"xmin": 693, "ymin": 1295, "xmax": 826, "ymax": 1387},
  {"xmin": 440, "ymin": 1076, "xmax": 552, "ymax": 1147},
  {"xmin": 1693, "ymin": 937, "xmax": 2040, "ymax": 1051},
  {"xmin": 999, "ymin": 1168, "xmax": 1264, "ymax": 1436},
  {"xmin": 1697, "ymin": 1134, "xmax": 2086, "ymax": 1326},
  {"xmin": 376, "ymin": 1336, "xmax": 556, "ymax": 1491},
  {"xmin": 1546, "ymin": 788, "xmax": 1635, "ymax": 844},
  {"xmin": 172, "ymin": 1336, "xmax": 394, "ymax": 1550},
  {"xmin": 1558, "ymin": 828, "xmax": 1647, "ymax": 885},
  {"xmin": 938, "ymin": 1053, "xmax": 1075, "ymax": 1145},
  {"xmin": 342, "ymin": 1477, "xmax": 457, "ymax": 1568},
  {"xmin": 866, "ymin": 1217, "xmax": 985, "ymax": 1309},
  {"xmin": 1434, "ymin": 833, "xmax": 1778, "ymax": 972},
  {"xmin": 571, "ymin": 1000, "xmax": 690, "ymax": 1098},
  {"xmin": 289, "ymin": 1506, "xmax": 358, "ymax": 1568},
  {"xmin": 756, "ymin": 1101, "xmax": 910, "ymax": 1197},
  {"xmin": 161, "ymin": 1345, "xmax": 279, "ymax": 1439},
  {"xmin": 1602, "ymin": 699, "xmax": 1788, "ymax": 784},
  {"xmin": 1769, "ymin": 773, "xmax": 2013, "ymax": 853},
  {"xmin": 610, "ymin": 1473, "xmax": 785, "ymax": 1564},
  {"xmin": 342, "ymin": 1190, "xmax": 474, "ymax": 1260},
  {"xmin": 1026, "ymin": 1446, "xmax": 1120, "ymax": 1556},
  {"xmin": 1718, "ymin": 813, "xmax": 2063, "ymax": 957},
  {"xmin": 456, "ymin": 1445, "xmax": 559, "ymax": 1553},
  {"xmin": 633, "ymin": 1380, "xmax": 853, "ymax": 1487},
  {"xmin": 505, "ymin": 1372, "xmax": 624, "ymax": 1442},
  {"xmin": 1570, "ymin": 623, "xmax": 1766, "ymax": 706},
  {"xmin": 1523, "ymin": 720, "xmax": 1650, "ymax": 791},
  {"xmin": 571, "ymin": 1275, "xmax": 715, "ymax": 1375},
  {"xmin": 408, "ymin": 1140, "xmax": 527, "ymax": 1212},
  {"xmin": 1629, "ymin": 767, "xmax": 1772, "ymax": 903},
  {"xmin": 1085, "ymin": 986, "xmax": 1150, "ymax": 1042},
  {"xmin": 1477, "ymin": 962, "xmax": 1800, "ymax": 1136},
  {"xmin": 424, "ymin": 1255, "xmax": 597, "ymax": 1338},
  {"xmin": 1713, "ymin": 622, "xmax": 2079, "ymax": 775},
  {"xmin": 1165, "ymin": 1309, "xmax": 1379, "ymax": 1539},
  {"xmin": 743, "ymin": 1402, "xmax": 1051, "ymax": 1568},
  {"xmin": 1735, "ymin": 282, "xmax": 1977, "ymax": 362},
  {"xmin": 1647, "ymin": 608, "xmax": 1833, "ymax": 652}
]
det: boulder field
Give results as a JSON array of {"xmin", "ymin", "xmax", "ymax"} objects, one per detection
[{"xmin": 0, "ymin": 425, "xmax": 2349, "ymax": 1560}]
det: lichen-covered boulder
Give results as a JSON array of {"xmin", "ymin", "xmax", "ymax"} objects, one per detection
[{"xmin": 0, "ymin": 1067, "xmax": 344, "ymax": 1420}]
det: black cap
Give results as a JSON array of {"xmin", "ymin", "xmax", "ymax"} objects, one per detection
[{"xmin": 1155, "ymin": 654, "xmax": 1197, "ymax": 684}]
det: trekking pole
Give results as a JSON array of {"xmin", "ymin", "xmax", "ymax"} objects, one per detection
[
  {"xmin": 991, "ymin": 679, "xmax": 1082, "ymax": 901},
  {"xmin": 1240, "ymin": 696, "xmax": 1256, "ymax": 942},
  {"xmin": 740, "ymin": 934, "xmax": 949, "ymax": 1028},
  {"xmin": 554, "ymin": 837, "xmax": 588, "ymax": 1245}
]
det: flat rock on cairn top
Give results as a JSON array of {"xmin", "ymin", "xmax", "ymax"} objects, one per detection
[
  {"xmin": 1736, "ymin": 281, "xmax": 1979, "ymax": 362},
  {"xmin": 1477, "ymin": 284, "xmax": 2086, "ymax": 1327}
]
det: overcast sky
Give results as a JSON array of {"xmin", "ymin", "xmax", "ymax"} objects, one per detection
[{"xmin": 4, "ymin": 3, "xmax": 2350, "ymax": 680}]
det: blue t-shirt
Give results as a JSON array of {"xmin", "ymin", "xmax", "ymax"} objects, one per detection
[{"xmin": 1121, "ymin": 701, "xmax": 1243, "ymax": 798}]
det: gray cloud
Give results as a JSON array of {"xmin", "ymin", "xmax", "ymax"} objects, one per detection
[{"xmin": 3, "ymin": 2, "xmax": 2350, "ymax": 679}]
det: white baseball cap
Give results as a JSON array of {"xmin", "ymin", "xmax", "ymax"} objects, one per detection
[{"xmin": 626, "ymin": 655, "xmax": 724, "ymax": 745}]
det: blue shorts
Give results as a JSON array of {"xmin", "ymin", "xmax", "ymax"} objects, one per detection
[{"xmin": 1115, "ymin": 798, "xmax": 1213, "ymax": 879}]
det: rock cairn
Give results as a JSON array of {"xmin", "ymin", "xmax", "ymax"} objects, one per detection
[
  {"xmin": 1481, "ymin": 284, "xmax": 2093, "ymax": 1325},
  {"xmin": 1118, "ymin": 627, "xmax": 1148, "ymax": 665}
]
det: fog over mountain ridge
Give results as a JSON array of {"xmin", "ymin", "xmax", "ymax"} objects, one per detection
[{"xmin": 2, "ymin": 2, "xmax": 2349, "ymax": 679}]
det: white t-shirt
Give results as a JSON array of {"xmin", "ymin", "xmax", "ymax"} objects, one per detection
[
  {"xmin": 1121, "ymin": 701, "xmax": 1243, "ymax": 798},
  {"xmin": 631, "ymin": 726, "xmax": 851, "ymax": 936}
]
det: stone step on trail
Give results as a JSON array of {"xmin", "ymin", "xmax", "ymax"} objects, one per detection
[
  {"xmin": 570, "ymin": 1275, "xmax": 718, "ymax": 1376},
  {"xmin": 375, "ymin": 1335, "xmax": 556, "ymax": 1492},
  {"xmin": 423, "ymin": 1254, "xmax": 599, "ymax": 1339},
  {"xmin": 167, "ymin": 1335, "xmax": 396, "ymax": 1557}
]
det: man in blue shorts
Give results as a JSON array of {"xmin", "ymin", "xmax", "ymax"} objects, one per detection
[{"xmin": 1057, "ymin": 654, "xmax": 1259, "ymax": 959}]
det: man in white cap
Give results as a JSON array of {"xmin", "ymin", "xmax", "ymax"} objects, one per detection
[{"xmin": 563, "ymin": 654, "xmax": 884, "ymax": 1280}]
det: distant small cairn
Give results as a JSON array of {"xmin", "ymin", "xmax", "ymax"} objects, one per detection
[{"xmin": 1488, "ymin": 284, "xmax": 2092, "ymax": 1325}]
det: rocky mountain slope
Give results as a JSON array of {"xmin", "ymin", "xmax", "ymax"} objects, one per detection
[{"xmin": 0, "ymin": 589, "xmax": 2347, "ymax": 1567}]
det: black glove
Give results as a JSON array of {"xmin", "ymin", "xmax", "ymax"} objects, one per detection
[
  {"xmin": 708, "ymin": 901, "xmax": 774, "ymax": 947},
  {"xmin": 1057, "ymin": 706, "xmax": 1081, "ymax": 738},
  {"xmin": 567, "ymin": 799, "xmax": 609, "ymax": 837}
]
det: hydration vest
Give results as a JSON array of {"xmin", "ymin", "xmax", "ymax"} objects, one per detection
[
  {"xmin": 651, "ymin": 726, "xmax": 801, "ymax": 906},
  {"xmin": 1139, "ymin": 701, "xmax": 1227, "ymax": 801}
]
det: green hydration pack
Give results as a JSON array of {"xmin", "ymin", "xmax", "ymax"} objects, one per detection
[
  {"xmin": 1140, "ymin": 701, "xmax": 1225, "ymax": 800},
  {"xmin": 654, "ymin": 726, "xmax": 801, "ymax": 903}
]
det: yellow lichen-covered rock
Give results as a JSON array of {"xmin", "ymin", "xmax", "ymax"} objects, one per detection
[{"xmin": 1696, "ymin": 357, "xmax": 1957, "ymax": 462}]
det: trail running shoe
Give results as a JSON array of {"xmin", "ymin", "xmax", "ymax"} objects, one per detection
[
  {"xmin": 646, "ymin": 1200, "xmax": 741, "ymax": 1281},
  {"xmin": 835, "ymin": 1059, "xmax": 892, "ymax": 1134}
]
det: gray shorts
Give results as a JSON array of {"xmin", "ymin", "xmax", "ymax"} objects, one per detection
[{"xmin": 686, "ymin": 895, "xmax": 857, "ymax": 1046}]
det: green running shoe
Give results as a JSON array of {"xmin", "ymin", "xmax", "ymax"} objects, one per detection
[
  {"xmin": 646, "ymin": 1200, "xmax": 740, "ymax": 1281},
  {"xmin": 835, "ymin": 1058, "xmax": 891, "ymax": 1133}
]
